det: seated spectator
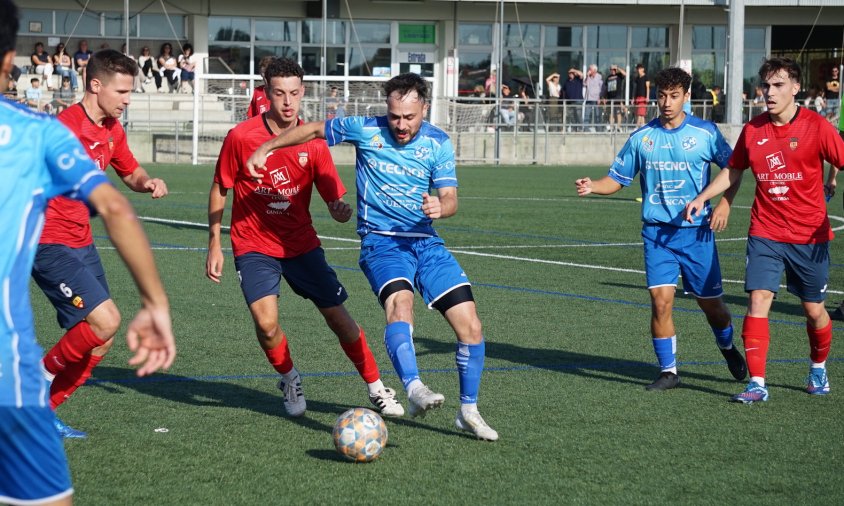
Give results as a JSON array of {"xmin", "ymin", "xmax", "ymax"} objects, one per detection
[
  {"xmin": 499, "ymin": 83, "xmax": 522, "ymax": 126},
  {"xmin": 50, "ymin": 76, "xmax": 75, "ymax": 114},
  {"xmin": 178, "ymin": 43, "xmax": 196, "ymax": 93},
  {"xmin": 30, "ymin": 42, "xmax": 54, "ymax": 90},
  {"xmin": 3, "ymin": 76, "xmax": 22, "ymax": 102},
  {"xmin": 51, "ymin": 42, "xmax": 78, "ymax": 91},
  {"xmin": 157, "ymin": 43, "xmax": 180, "ymax": 93},
  {"xmin": 24, "ymin": 77, "xmax": 50, "ymax": 112},
  {"xmin": 137, "ymin": 46, "xmax": 160, "ymax": 90},
  {"xmin": 74, "ymin": 39, "xmax": 92, "ymax": 85}
]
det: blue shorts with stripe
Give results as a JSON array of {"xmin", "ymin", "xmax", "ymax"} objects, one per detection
[
  {"xmin": 745, "ymin": 235, "xmax": 829, "ymax": 302},
  {"xmin": 642, "ymin": 224, "xmax": 724, "ymax": 298},
  {"xmin": 31, "ymin": 243, "xmax": 111, "ymax": 330},
  {"xmin": 234, "ymin": 247, "xmax": 348, "ymax": 308},
  {"xmin": 358, "ymin": 233, "xmax": 470, "ymax": 308},
  {"xmin": 0, "ymin": 406, "xmax": 72, "ymax": 504}
]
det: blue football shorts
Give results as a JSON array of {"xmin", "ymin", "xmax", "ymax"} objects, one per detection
[
  {"xmin": 358, "ymin": 233, "xmax": 471, "ymax": 308},
  {"xmin": 234, "ymin": 248, "xmax": 348, "ymax": 308},
  {"xmin": 31, "ymin": 243, "xmax": 111, "ymax": 330},
  {"xmin": 745, "ymin": 235, "xmax": 829, "ymax": 302},
  {"xmin": 0, "ymin": 406, "xmax": 73, "ymax": 504},
  {"xmin": 642, "ymin": 224, "xmax": 724, "ymax": 298}
]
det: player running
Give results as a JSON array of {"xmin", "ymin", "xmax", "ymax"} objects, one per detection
[
  {"xmin": 245, "ymin": 73, "xmax": 498, "ymax": 441},
  {"xmin": 575, "ymin": 67, "xmax": 747, "ymax": 391},
  {"xmin": 31, "ymin": 49, "xmax": 169, "ymax": 438},
  {"xmin": 0, "ymin": 2, "xmax": 175, "ymax": 503},
  {"xmin": 685, "ymin": 57, "xmax": 844, "ymax": 403},
  {"xmin": 206, "ymin": 58, "xmax": 403, "ymax": 418}
]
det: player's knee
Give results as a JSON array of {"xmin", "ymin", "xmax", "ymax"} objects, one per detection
[
  {"xmin": 804, "ymin": 304, "xmax": 828, "ymax": 324},
  {"xmin": 651, "ymin": 298, "xmax": 673, "ymax": 318},
  {"xmin": 87, "ymin": 302, "xmax": 121, "ymax": 339},
  {"xmin": 253, "ymin": 318, "xmax": 279, "ymax": 341}
]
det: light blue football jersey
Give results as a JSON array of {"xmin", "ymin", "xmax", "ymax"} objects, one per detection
[
  {"xmin": 0, "ymin": 98, "xmax": 107, "ymax": 408},
  {"xmin": 609, "ymin": 114, "xmax": 733, "ymax": 227},
  {"xmin": 325, "ymin": 116, "xmax": 458, "ymax": 237}
]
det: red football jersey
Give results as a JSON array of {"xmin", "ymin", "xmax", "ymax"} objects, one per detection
[
  {"xmin": 214, "ymin": 115, "xmax": 345, "ymax": 258},
  {"xmin": 729, "ymin": 108, "xmax": 844, "ymax": 244},
  {"xmin": 247, "ymin": 86, "xmax": 269, "ymax": 118},
  {"xmin": 40, "ymin": 103, "xmax": 139, "ymax": 247}
]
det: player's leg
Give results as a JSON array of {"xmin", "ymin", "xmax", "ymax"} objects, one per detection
[
  {"xmin": 783, "ymin": 242, "xmax": 832, "ymax": 395},
  {"xmin": 642, "ymin": 225, "xmax": 681, "ymax": 390},
  {"xmin": 235, "ymin": 253, "xmax": 303, "ymax": 417},
  {"xmin": 680, "ymin": 227, "xmax": 746, "ymax": 380},
  {"xmin": 282, "ymin": 248, "xmax": 403, "ymax": 416}
]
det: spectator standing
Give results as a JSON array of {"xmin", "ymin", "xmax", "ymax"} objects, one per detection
[
  {"xmin": 137, "ymin": 46, "xmax": 159, "ymax": 89},
  {"xmin": 325, "ymin": 85, "xmax": 345, "ymax": 119},
  {"xmin": 485, "ymin": 68, "xmax": 497, "ymax": 96},
  {"xmin": 751, "ymin": 85, "xmax": 767, "ymax": 116},
  {"xmin": 73, "ymin": 40, "xmax": 92, "ymax": 86},
  {"xmin": 804, "ymin": 85, "xmax": 826, "ymax": 114},
  {"xmin": 604, "ymin": 65, "xmax": 627, "ymax": 131},
  {"xmin": 824, "ymin": 66, "xmax": 840, "ymax": 121},
  {"xmin": 633, "ymin": 63, "xmax": 650, "ymax": 127},
  {"xmin": 157, "ymin": 43, "xmax": 180, "ymax": 93},
  {"xmin": 545, "ymin": 72, "xmax": 561, "ymax": 129},
  {"xmin": 583, "ymin": 64, "xmax": 603, "ymax": 131},
  {"xmin": 52, "ymin": 42, "xmax": 77, "ymax": 91},
  {"xmin": 562, "ymin": 68, "xmax": 584, "ymax": 131},
  {"xmin": 710, "ymin": 85, "xmax": 725, "ymax": 123},
  {"xmin": 178, "ymin": 43, "xmax": 196, "ymax": 93},
  {"xmin": 30, "ymin": 42, "xmax": 54, "ymax": 90}
]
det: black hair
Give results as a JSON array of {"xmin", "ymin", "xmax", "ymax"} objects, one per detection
[
  {"xmin": 654, "ymin": 67, "xmax": 691, "ymax": 93},
  {"xmin": 0, "ymin": 0, "xmax": 19, "ymax": 57},
  {"xmin": 758, "ymin": 57, "xmax": 801, "ymax": 83},
  {"xmin": 383, "ymin": 73, "xmax": 429, "ymax": 103},
  {"xmin": 263, "ymin": 57, "xmax": 304, "ymax": 83},
  {"xmin": 86, "ymin": 49, "xmax": 139, "ymax": 89},
  {"xmin": 182, "ymin": 43, "xmax": 193, "ymax": 54}
]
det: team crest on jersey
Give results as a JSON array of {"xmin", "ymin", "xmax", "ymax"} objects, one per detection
[
  {"xmin": 108, "ymin": 136, "xmax": 114, "ymax": 152},
  {"xmin": 72, "ymin": 296, "xmax": 84, "ymax": 309},
  {"xmin": 681, "ymin": 136, "xmax": 697, "ymax": 151},
  {"xmin": 298, "ymin": 151, "xmax": 308, "ymax": 167},
  {"xmin": 641, "ymin": 135, "xmax": 654, "ymax": 153},
  {"xmin": 369, "ymin": 134, "xmax": 383, "ymax": 150},
  {"xmin": 269, "ymin": 166, "xmax": 291, "ymax": 188},
  {"xmin": 766, "ymin": 151, "xmax": 786, "ymax": 172},
  {"xmin": 789, "ymin": 137, "xmax": 798, "ymax": 151},
  {"xmin": 414, "ymin": 146, "xmax": 430, "ymax": 160}
]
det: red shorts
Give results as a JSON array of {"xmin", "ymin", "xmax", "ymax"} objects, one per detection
[{"xmin": 635, "ymin": 96, "xmax": 647, "ymax": 117}]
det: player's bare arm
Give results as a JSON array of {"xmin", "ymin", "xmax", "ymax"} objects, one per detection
[
  {"xmin": 423, "ymin": 187, "xmax": 457, "ymax": 219},
  {"xmin": 684, "ymin": 167, "xmax": 743, "ymax": 223},
  {"xmin": 246, "ymin": 121, "xmax": 327, "ymax": 180},
  {"xmin": 824, "ymin": 165, "xmax": 840, "ymax": 201},
  {"xmin": 708, "ymin": 171, "xmax": 743, "ymax": 232},
  {"xmin": 121, "ymin": 166, "xmax": 168, "ymax": 198},
  {"xmin": 206, "ymin": 182, "xmax": 228, "ymax": 283},
  {"xmin": 88, "ymin": 183, "xmax": 175, "ymax": 376},
  {"xmin": 574, "ymin": 176, "xmax": 623, "ymax": 196},
  {"xmin": 327, "ymin": 198, "xmax": 352, "ymax": 223}
]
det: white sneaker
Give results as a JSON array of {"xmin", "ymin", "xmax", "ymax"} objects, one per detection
[
  {"xmin": 369, "ymin": 387, "xmax": 405, "ymax": 417},
  {"xmin": 407, "ymin": 384, "xmax": 444, "ymax": 418},
  {"xmin": 455, "ymin": 410, "xmax": 498, "ymax": 441},
  {"xmin": 277, "ymin": 370, "xmax": 306, "ymax": 417}
]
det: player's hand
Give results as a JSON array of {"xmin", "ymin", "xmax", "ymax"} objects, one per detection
[
  {"xmin": 421, "ymin": 192, "xmax": 442, "ymax": 219},
  {"xmin": 824, "ymin": 181, "xmax": 836, "ymax": 202},
  {"xmin": 144, "ymin": 178, "xmax": 168, "ymax": 198},
  {"xmin": 684, "ymin": 197, "xmax": 705, "ymax": 224},
  {"xmin": 246, "ymin": 146, "xmax": 270, "ymax": 183},
  {"xmin": 126, "ymin": 305, "xmax": 176, "ymax": 377},
  {"xmin": 574, "ymin": 177, "xmax": 593, "ymax": 196},
  {"xmin": 709, "ymin": 199, "xmax": 730, "ymax": 232},
  {"xmin": 205, "ymin": 246, "xmax": 224, "ymax": 283},
  {"xmin": 327, "ymin": 199, "xmax": 352, "ymax": 223}
]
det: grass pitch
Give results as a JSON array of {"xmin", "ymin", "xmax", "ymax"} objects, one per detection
[{"xmin": 32, "ymin": 164, "xmax": 844, "ymax": 505}]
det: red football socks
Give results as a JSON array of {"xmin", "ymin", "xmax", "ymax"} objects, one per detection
[
  {"xmin": 264, "ymin": 334, "xmax": 294, "ymax": 375},
  {"xmin": 807, "ymin": 320, "xmax": 832, "ymax": 364},
  {"xmin": 742, "ymin": 316, "xmax": 770, "ymax": 379},
  {"xmin": 50, "ymin": 354, "xmax": 103, "ymax": 409},
  {"xmin": 43, "ymin": 321, "xmax": 107, "ymax": 376},
  {"xmin": 340, "ymin": 327, "xmax": 380, "ymax": 384}
]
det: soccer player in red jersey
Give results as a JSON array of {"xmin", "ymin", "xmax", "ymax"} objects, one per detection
[
  {"xmin": 205, "ymin": 58, "xmax": 403, "ymax": 418},
  {"xmin": 246, "ymin": 56, "xmax": 274, "ymax": 119},
  {"xmin": 686, "ymin": 57, "xmax": 844, "ymax": 403},
  {"xmin": 31, "ymin": 49, "xmax": 169, "ymax": 438}
]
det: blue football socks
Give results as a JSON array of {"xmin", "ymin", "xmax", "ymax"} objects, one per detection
[
  {"xmin": 456, "ymin": 339, "xmax": 485, "ymax": 404},
  {"xmin": 712, "ymin": 324, "xmax": 734, "ymax": 349},
  {"xmin": 652, "ymin": 335, "xmax": 677, "ymax": 373},
  {"xmin": 384, "ymin": 321, "xmax": 419, "ymax": 389}
]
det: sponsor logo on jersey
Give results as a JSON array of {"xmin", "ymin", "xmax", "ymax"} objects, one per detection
[
  {"xmin": 681, "ymin": 136, "xmax": 697, "ymax": 151},
  {"xmin": 654, "ymin": 180, "xmax": 686, "ymax": 193},
  {"xmin": 766, "ymin": 151, "xmax": 785, "ymax": 172},
  {"xmin": 789, "ymin": 137, "xmax": 798, "ymax": 151},
  {"xmin": 269, "ymin": 165, "xmax": 291, "ymax": 188},
  {"xmin": 72, "ymin": 295, "xmax": 84, "ymax": 309},
  {"xmin": 660, "ymin": 142, "xmax": 673, "ymax": 149},
  {"xmin": 645, "ymin": 160, "xmax": 692, "ymax": 171},
  {"xmin": 267, "ymin": 200, "xmax": 291, "ymax": 212},
  {"xmin": 298, "ymin": 152, "xmax": 308, "ymax": 167},
  {"xmin": 756, "ymin": 138, "xmax": 769, "ymax": 145},
  {"xmin": 768, "ymin": 185, "xmax": 789, "ymax": 196}
]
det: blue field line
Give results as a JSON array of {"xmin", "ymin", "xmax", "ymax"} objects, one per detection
[{"xmin": 88, "ymin": 356, "xmax": 842, "ymax": 386}]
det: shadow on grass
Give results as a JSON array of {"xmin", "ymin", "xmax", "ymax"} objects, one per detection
[{"xmin": 413, "ymin": 336, "xmax": 746, "ymax": 397}]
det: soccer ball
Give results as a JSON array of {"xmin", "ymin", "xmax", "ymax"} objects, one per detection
[{"xmin": 332, "ymin": 407, "xmax": 388, "ymax": 462}]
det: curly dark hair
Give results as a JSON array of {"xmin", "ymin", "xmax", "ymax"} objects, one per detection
[
  {"xmin": 654, "ymin": 67, "xmax": 691, "ymax": 93},
  {"xmin": 86, "ymin": 49, "xmax": 139, "ymax": 88},
  {"xmin": 0, "ymin": 0, "xmax": 19, "ymax": 57},
  {"xmin": 383, "ymin": 73, "xmax": 429, "ymax": 103},
  {"xmin": 264, "ymin": 57, "xmax": 304, "ymax": 83},
  {"xmin": 758, "ymin": 57, "xmax": 801, "ymax": 83}
]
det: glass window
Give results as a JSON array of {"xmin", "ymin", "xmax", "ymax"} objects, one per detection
[
  {"xmin": 105, "ymin": 13, "xmax": 137, "ymax": 37},
  {"xmin": 255, "ymin": 45, "xmax": 298, "ymax": 67},
  {"xmin": 459, "ymin": 24, "xmax": 492, "ymax": 46},
  {"xmin": 302, "ymin": 20, "xmax": 346, "ymax": 45},
  {"xmin": 208, "ymin": 45, "xmax": 250, "ymax": 74},
  {"xmin": 544, "ymin": 26, "xmax": 583, "ymax": 48},
  {"xmin": 458, "ymin": 51, "xmax": 492, "ymax": 96},
  {"xmin": 348, "ymin": 46, "xmax": 391, "ymax": 76},
  {"xmin": 502, "ymin": 47, "xmax": 540, "ymax": 95},
  {"xmin": 209, "ymin": 17, "xmax": 250, "ymax": 42},
  {"xmin": 692, "ymin": 52, "xmax": 725, "ymax": 90},
  {"xmin": 20, "ymin": 9, "xmax": 53, "ymax": 34},
  {"xmin": 352, "ymin": 22, "xmax": 390, "ymax": 44},
  {"xmin": 255, "ymin": 20, "xmax": 297, "ymax": 42},
  {"xmin": 745, "ymin": 27, "xmax": 766, "ymax": 50},
  {"xmin": 631, "ymin": 27, "xmax": 668, "ymax": 48},
  {"xmin": 503, "ymin": 23, "xmax": 540, "ymax": 48},
  {"xmin": 56, "ymin": 10, "xmax": 100, "ymax": 36},
  {"xmin": 140, "ymin": 14, "xmax": 185, "ymax": 38},
  {"xmin": 543, "ymin": 50, "xmax": 583, "ymax": 76},
  {"xmin": 586, "ymin": 25, "xmax": 627, "ymax": 49},
  {"xmin": 631, "ymin": 51, "xmax": 671, "ymax": 93},
  {"xmin": 693, "ymin": 26, "xmax": 727, "ymax": 50}
]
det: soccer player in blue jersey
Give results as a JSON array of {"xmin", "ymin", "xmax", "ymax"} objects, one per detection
[
  {"xmin": 0, "ymin": 2, "xmax": 176, "ymax": 503},
  {"xmin": 245, "ymin": 73, "xmax": 497, "ymax": 441},
  {"xmin": 575, "ymin": 67, "xmax": 747, "ymax": 391}
]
